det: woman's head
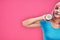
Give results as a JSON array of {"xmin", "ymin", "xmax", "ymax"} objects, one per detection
[{"xmin": 52, "ymin": 2, "xmax": 60, "ymax": 19}]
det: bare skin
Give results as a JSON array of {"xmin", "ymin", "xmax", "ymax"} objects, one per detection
[
  {"xmin": 22, "ymin": 15, "xmax": 46, "ymax": 27},
  {"xmin": 22, "ymin": 2, "xmax": 60, "ymax": 29}
]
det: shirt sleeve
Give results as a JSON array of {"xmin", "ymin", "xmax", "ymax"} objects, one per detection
[{"xmin": 39, "ymin": 19, "xmax": 46, "ymax": 29}]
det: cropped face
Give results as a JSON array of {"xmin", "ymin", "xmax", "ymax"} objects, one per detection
[{"xmin": 53, "ymin": 5, "xmax": 60, "ymax": 18}]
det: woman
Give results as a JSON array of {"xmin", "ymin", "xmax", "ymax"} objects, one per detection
[{"xmin": 22, "ymin": 2, "xmax": 60, "ymax": 40}]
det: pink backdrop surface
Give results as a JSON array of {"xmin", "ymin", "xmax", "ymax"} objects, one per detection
[{"xmin": 0, "ymin": 0, "xmax": 60, "ymax": 40}]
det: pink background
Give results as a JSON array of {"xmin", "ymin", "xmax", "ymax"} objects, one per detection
[{"xmin": 0, "ymin": 0, "xmax": 60, "ymax": 40}]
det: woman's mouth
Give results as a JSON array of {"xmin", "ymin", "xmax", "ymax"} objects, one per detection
[
  {"xmin": 56, "ymin": 12, "xmax": 60, "ymax": 15},
  {"xmin": 54, "ymin": 11, "xmax": 60, "ymax": 15}
]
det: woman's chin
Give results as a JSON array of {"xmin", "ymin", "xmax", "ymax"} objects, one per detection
[{"xmin": 54, "ymin": 15, "xmax": 60, "ymax": 18}]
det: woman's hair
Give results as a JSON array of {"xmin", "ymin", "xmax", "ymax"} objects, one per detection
[
  {"xmin": 51, "ymin": 2, "xmax": 60, "ymax": 19},
  {"xmin": 51, "ymin": 2, "xmax": 60, "ymax": 15}
]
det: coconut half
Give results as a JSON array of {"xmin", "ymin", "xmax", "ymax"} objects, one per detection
[{"xmin": 45, "ymin": 14, "xmax": 52, "ymax": 20}]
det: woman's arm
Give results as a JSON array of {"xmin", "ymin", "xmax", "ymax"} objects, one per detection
[{"xmin": 22, "ymin": 15, "xmax": 46, "ymax": 28}]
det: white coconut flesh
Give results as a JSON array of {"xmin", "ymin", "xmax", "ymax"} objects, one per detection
[{"xmin": 45, "ymin": 14, "xmax": 52, "ymax": 20}]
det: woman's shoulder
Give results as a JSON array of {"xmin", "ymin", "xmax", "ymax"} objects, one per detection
[
  {"xmin": 39, "ymin": 19, "xmax": 51, "ymax": 24},
  {"xmin": 40, "ymin": 19, "xmax": 47, "ymax": 22},
  {"xmin": 39, "ymin": 19, "xmax": 47, "ymax": 24}
]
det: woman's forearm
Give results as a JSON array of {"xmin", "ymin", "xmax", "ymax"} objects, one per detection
[{"xmin": 22, "ymin": 15, "xmax": 46, "ymax": 26}]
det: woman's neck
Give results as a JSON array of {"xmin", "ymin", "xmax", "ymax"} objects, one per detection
[{"xmin": 52, "ymin": 18, "xmax": 60, "ymax": 24}]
